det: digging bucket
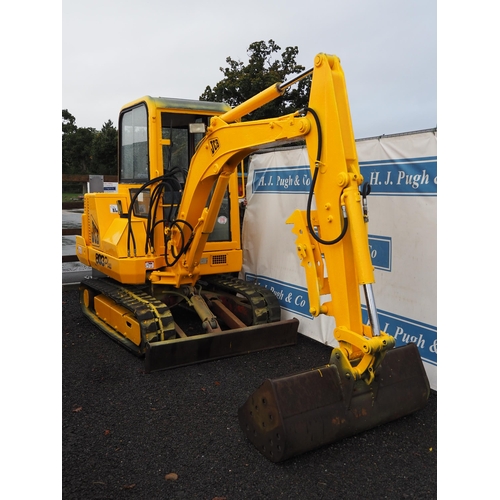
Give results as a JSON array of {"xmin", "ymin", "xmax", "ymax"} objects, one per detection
[{"xmin": 238, "ymin": 342, "xmax": 430, "ymax": 462}]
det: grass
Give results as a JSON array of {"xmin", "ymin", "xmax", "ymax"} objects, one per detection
[{"xmin": 62, "ymin": 192, "xmax": 83, "ymax": 203}]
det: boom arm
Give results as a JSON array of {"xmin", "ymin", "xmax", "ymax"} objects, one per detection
[
  {"xmin": 288, "ymin": 54, "xmax": 395, "ymax": 382},
  {"xmin": 154, "ymin": 53, "xmax": 394, "ymax": 382}
]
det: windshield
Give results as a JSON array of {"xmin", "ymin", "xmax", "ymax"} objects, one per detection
[{"xmin": 119, "ymin": 104, "xmax": 149, "ymax": 183}]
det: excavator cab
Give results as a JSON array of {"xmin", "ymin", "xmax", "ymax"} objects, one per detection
[{"xmin": 118, "ymin": 98, "xmax": 238, "ymax": 256}]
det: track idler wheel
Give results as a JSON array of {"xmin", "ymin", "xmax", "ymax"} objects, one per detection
[{"xmin": 238, "ymin": 342, "xmax": 430, "ymax": 462}]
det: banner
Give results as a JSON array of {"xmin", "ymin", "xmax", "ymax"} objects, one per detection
[{"xmin": 240, "ymin": 130, "xmax": 437, "ymax": 390}]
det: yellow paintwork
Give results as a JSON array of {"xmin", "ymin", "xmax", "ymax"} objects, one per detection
[
  {"xmin": 76, "ymin": 99, "xmax": 242, "ymax": 285},
  {"xmin": 94, "ymin": 294, "xmax": 142, "ymax": 346},
  {"xmin": 76, "ymin": 53, "xmax": 395, "ymax": 381},
  {"xmin": 286, "ymin": 54, "xmax": 393, "ymax": 381}
]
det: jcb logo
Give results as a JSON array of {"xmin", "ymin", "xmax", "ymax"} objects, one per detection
[{"xmin": 210, "ymin": 138, "xmax": 220, "ymax": 155}]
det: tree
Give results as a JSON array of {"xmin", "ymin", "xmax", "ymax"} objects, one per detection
[
  {"xmin": 62, "ymin": 109, "xmax": 77, "ymax": 135},
  {"xmin": 62, "ymin": 109, "xmax": 96, "ymax": 174},
  {"xmin": 200, "ymin": 40, "xmax": 311, "ymax": 121},
  {"xmin": 91, "ymin": 120, "xmax": 118, "ymax": 176},
  {"xmin": 62, "ymin": 111, "xmax": 118, "ymax": 176},
  {"xmin": 62, "ymin": 109, "xmax": 78, "ymax": 173}
]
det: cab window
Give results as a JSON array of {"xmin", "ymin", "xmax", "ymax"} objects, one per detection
[
  {"xmin": 161, "ymin": 113, "xmax": 208, "ymax": 183},
  {"xmin": 120, "ymin": 104, "xmax": 149, "ymax": 183}
]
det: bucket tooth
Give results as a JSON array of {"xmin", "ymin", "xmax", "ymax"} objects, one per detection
[{"xmin": 238, "ymin": 342, "xmax": 430, "ymax": 462}]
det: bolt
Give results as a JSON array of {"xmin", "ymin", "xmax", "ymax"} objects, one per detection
[{"xmin": 337, "ymin": 172, "xmax": 348, "ymax": 186}]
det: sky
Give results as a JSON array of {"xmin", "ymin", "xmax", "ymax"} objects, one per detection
[{"xmin": 62, "ymin": 0, "xmax": 437, "ymax": 139}]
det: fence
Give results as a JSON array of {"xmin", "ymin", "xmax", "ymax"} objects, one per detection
[{"xmin": 62, "ymin": 174, "xmax": 117, "ymax": 262}]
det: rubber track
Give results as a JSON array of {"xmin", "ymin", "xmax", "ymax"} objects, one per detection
[
  {"xmin": 81, "ymin": 277, "xmax": 175, "ymax": 346},
  {"xmin": 201, "ymin": 274, "xmax": 281, "ymax": 325}
]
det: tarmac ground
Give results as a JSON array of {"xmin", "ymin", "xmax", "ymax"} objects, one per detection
[{"xmin": 62, "ymin": 287, "xmax": 437, "ymax": 500}]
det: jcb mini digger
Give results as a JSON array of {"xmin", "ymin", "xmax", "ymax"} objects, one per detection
[{"xmin": 75, "ymin": 53, "xmax": 430, "ymax": 462}]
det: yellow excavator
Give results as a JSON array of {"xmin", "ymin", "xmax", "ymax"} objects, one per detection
[{"xmin": 75, "ymin": 53, "xmax": 430, "ymax": 462}]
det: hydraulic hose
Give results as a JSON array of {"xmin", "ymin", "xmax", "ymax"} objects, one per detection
[
  {"xmin": 304, "ymin": 107, "xmax": 348, "ymax": 246},
  {"xmin": 126, "ymin": 173, "xmax": 193, "ymax": 261}
]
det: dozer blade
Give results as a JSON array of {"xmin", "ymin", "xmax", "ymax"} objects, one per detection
[
  {"xmin": 145, "ymin": 318, "xmax": 299, "ymax": 373},
  {"xmin": 238, "ymin": 342, "xmax": 429, "ymax": 462}
]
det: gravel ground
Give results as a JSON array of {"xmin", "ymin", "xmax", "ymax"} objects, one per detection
[{"xmin": 62, "ymin": 288, "xmax": 437, "ymax": 499}]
